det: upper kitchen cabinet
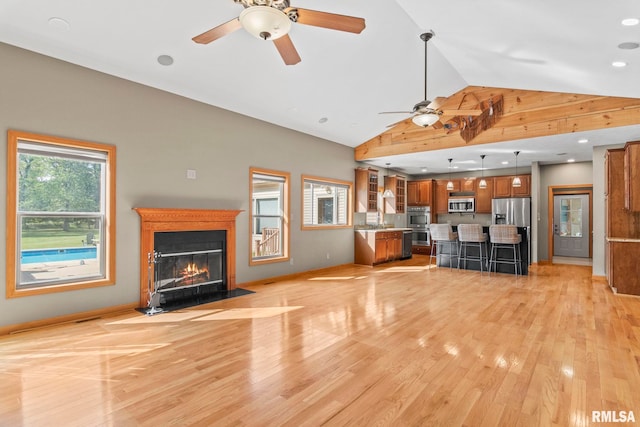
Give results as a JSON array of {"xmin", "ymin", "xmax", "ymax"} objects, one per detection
[
  {"xmin": 493, "ymin": 175, "xmax": 531, "ymax": 198},
  {"xmin": 355, "ymin": 168, "xmax": 378, "ymax": 213},
  {"xmin": 407, "ymin": 180, "xmax": 433, "ymax": 206},
  {"xmin": 475, "ymin": 177, "xmax": 494, "ymax": 213},
  {"xmin": 384, "ymin": 175, "xmax": 406, "ymax": 214},
  {"xmin": 460, "ymin": 177, "xmax": 476, "ymax": 193},
  {"xmin": 434, "ymin": 180, "xmax": 450, "ymax": 214},
  {"xmin": 624, "ymin": 141, "xmax": 640, "ymax": 212}
]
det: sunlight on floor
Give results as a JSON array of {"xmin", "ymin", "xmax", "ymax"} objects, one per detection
[
  {"xmin": 107, "ymin": 306, "xmax": 304, "ymax": 324},
  {"xmin": 307, "ymin": 276, "xmax": 368, "ymax": 281},
  {"xmin": 378, "ymin": 265, "xmax": 435, "ymax": 272},
  {"xmin": 108, "ymin": 310, "xmax": 222, "ymax": 324},
  {"xmin": 192, "ymin": 306, "xmax": 303, "ymax": 320}
]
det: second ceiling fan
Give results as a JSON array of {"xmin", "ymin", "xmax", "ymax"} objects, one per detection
[
  {"xmin": 380, "ymin": 31, "xmax": 482, "ymax": 128},
  {"xmin": 192, "ymin": 0, "xmax": 366, "ymax": 65}
]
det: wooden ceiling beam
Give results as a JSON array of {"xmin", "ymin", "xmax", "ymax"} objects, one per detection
[{"xmin": 355, "ymin": 86, "xmax": 640, "ymax": 161}]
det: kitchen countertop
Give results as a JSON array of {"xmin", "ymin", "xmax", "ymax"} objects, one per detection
[{"xmin": 354, "ymin": 227, "xmax": 412, "ymax": 232}]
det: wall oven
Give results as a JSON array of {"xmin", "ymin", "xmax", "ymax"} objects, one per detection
[
  {"xmin": 408, "ymin": 206, "xmax": 431, "ymax": 246},
  {"xmin": 408, "ymin": 206, "xmax": 431, "ymax": 228},
  {"xmin": 411, "ymin": 228, "xmax": 430, "ymax": 246}
]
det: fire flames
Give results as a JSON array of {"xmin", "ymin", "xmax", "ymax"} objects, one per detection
[{"xmin": 180, "ymin": 263, "xmax": 209, "ymax": 285}]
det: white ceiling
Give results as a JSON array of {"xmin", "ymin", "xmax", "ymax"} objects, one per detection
[{"xmin": 1, "ymin": 0, "xmax": 640, "ymax": 175}]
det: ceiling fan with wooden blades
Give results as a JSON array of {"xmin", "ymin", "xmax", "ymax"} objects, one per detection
[
  {"xmin": 380, "ymin": 31, "xmax": 482, "ymax": 128},
  {"xmin": 192, "ymin": 0, "xmax": 366, "ymax": 65}
]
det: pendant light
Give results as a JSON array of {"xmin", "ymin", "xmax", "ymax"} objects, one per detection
[
  {"xmin": 512, "ymin": 151, "xmax": 522, "ymax": 187},
  {"xmin": 446, "ymin": 158, "xmax": 454, "ymax": 191},
  {"xmin": 382, "ymin": 163, "xmax": 395, "ymax": 198},
  {"xmin": 478, "ymin": 154, "xmax": 487, "ymax": 189}
]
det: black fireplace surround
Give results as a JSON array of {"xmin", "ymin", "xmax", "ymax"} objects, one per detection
[{"xmin": 153, "ymin": 230, "xmax": 227, "ymax": 309}]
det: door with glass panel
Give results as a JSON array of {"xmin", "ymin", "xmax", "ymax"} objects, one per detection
[{"xmin": 553, "ymin": 194, "xmax": 590, "ymax": 257}]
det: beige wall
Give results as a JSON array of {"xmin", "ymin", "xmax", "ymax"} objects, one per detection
[{"xmin": 0, "ymin": 43, "xmax": 358, "ymax": 327}]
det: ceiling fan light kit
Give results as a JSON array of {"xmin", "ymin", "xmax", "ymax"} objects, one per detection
[
  {"xmin": 412, "ymin": 111, "xmax": 440, "ymax": 127},
  {"xmin": 239, "ymin": 6, "xmax": 291, "ymax": 40},
  {"xmin": 192, "ymin": 0, "xmax": 365, "ymax": 65}
]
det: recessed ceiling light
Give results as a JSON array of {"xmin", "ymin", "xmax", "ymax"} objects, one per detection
[
  {"xmin": 421, "ymin": 167, "xmax": 428, "ymax": 172},
  {"xmin": 157, "ymin": 55, "xmax": 174, "ymax": 66},
  {"xmin": 501, "ymin": 161, "xmax": 509, "ymax": 165},
  {"xmin": 619, "ymin": 42, "xmax": 640, "ymax": 50},
  {"xmin": 318, "ymin": 117, "xmax": 328, "ymax": 124},
  {"xmin": 622, "ymin": 18, "xmax": 640, "ymax": 26},
  {"xmin": 578, "ymin": 138, "xmax": 589, "ymax": 144},
  {"xmin": 567, "ymin": 159, "xmax": 576, "ymax": 163},
  {"xmin": 612, "ymin": 61, "xmax": 627, "ymax": 67},
  {"xmin": 48, "ymin": 17, "xmax": 70, "ymax": 31}
]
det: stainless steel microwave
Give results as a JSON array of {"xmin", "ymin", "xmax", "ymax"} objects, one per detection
[{"xmin": 448, "ymin": 198, "xmax": 475, "ymax": 213}]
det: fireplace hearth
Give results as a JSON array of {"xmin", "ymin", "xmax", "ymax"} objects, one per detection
[{"xmin": 134, "ymin": 208, "xmax": 242, "ymax": 312}]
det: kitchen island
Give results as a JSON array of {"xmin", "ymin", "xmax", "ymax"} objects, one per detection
[{"xmin": 433, "ymin": 225, "xmax": 529, "ymax": 275}]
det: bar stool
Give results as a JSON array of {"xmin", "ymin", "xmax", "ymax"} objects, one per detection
[
  {"xmin": 429, "ymin": 224, "xmax": 458, "ymax": 269},
  {"xmin": 457, "ymin": 224, "xmax": 488, "ymax": 272},
  {"xmin": 488, "ymin": 225, "xmax": 522, "ymax": 276}
]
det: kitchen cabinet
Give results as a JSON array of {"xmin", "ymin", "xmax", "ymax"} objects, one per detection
[
  {"xmin": 608, "ymin": 240, "xmax": 640, "ymax": 295},
  {"xmin": 435, "ymin": 180, "xmax": 450, "ymax": 214},
  {"xmin": 355, "ymin": 168, "xmax": 378, "ymax": 213},
  {"xmin": 384, "ymin": 175, "xmax": 406, "ymax": 214},
  {"xmin": 605, "ymin": 148, "xmax": 640, "ymax": 295},
  {"xmin": 407, "ymin": 180, "xmax": 433, "ymax": 206},
  {"xmin": 354, "ymin": 230, "xmax": 404, "ymax": 265},
  {"xmin": 624, "ymin": 141, "xmax": 640, "ymax": 212},
  {"xmin": 475, "ymin": 177, "xmax": 493, "ymax": 213},
  {"xmin": 493, "ymin": 175, "xmax": 531, "ymax": 198},
  {"xmin": 412, "ymin": 245, "xmax": 431, "ymax": 255},
  {"xmin": 460, "ymin": 177, "xmax": 476, "ymax": 193}
]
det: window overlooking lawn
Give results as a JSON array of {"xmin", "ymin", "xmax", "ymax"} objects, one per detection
[
  {"xmin": 250, "ymin": 167, "xmax": 289, "ymax": 265},
  {"xmin": 6, "ymin": 130, "xmax": 116, "ymax": 298},
  {"xmin": 302, "ymin": 175, "xmax": 352, "ymax": 229}
]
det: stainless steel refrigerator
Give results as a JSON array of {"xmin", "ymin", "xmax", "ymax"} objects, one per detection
[
  {"xmin": 492, "ymin": 197, "xmax": 531, "ymax": 227},
  {"xmin": 492, "ymin": 197, "xmax": 531, "ymax": 264}
]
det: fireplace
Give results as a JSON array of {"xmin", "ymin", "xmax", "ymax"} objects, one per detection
[
  {"xmin": 134, "ymin": 208, "xmax": 242, "ymax": 309},
  {"xmin": 151, "ymin": 230, "xmax": 226, "ymax": 308}
]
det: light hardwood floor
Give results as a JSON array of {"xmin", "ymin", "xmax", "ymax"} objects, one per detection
[{"xmin": 1, "ymin": 257, "xmax": 639, "ymax": 426}]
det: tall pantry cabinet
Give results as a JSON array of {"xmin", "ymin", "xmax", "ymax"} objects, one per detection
[{"xmin": 605, "ymin": 144, "xmax": 640, "ymax": 295}]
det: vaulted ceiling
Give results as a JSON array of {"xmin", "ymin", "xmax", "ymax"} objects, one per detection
[{"xmin": 1, "ymin": 0, "xmax": 639, "ymax": 174}]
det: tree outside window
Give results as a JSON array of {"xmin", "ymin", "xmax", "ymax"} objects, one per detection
[{"xmin": 6, "ymin": 131, "xmax": 115, "ymax": 297}]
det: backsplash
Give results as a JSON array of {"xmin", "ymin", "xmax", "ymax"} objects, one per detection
[{"xmin": 436, "ymin": 213, "xmax": 492, "ymax": 226}]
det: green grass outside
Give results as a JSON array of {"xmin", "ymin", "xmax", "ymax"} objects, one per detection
[{"xmin": 21, "ymin": 228, "xmax": 98, "ymax": 250}]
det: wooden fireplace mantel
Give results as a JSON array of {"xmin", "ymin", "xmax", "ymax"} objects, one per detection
[{"xmin": 134, "ymin": 208, "xmax": 242, "ymax": 307}]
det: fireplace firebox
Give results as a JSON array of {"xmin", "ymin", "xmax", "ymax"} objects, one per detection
[
  {"xmin": 150, "ymin": 230, "xmax": 226, "ymax": 310},
  {"xmin": 134, "ymin": 208, "xmax": 242, "ymax": 311}
]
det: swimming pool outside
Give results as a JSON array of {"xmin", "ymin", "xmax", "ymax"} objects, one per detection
[{"xmin": 21, "ymin": 247, "xmax": 97, "ymax": 264}]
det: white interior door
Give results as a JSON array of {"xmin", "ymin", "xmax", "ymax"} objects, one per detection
[{"xmin": 553, "ymin": 194, "xmax": 590, "ymax": 258}]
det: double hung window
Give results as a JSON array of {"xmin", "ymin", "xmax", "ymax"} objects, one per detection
[
  {"xmin": 6, "ymin": 131, "xmax": 115, "ymax": 297},
  {"xmin": 250, "ymin": 168, "xmax": 289, "ymax": 264}
]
